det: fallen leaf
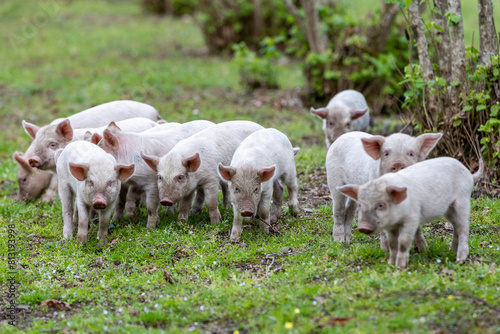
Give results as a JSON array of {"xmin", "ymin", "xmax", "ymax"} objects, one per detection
[
  {"xmin": 163, "ymin": 268, "xmax": 174, "ymax": 284},
  {"xmin": 41, "ymin": 299, "xmax": 71, "ymax": 310}
]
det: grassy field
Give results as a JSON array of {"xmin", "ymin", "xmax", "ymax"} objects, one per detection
[{"xmin": 1, "ymin": 1, "xmax": 500, "ymax": 333}]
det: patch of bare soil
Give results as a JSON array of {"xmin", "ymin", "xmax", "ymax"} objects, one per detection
[{"xmin": 298, "ymin": 166, "xmax": 331, "ymax": 210}]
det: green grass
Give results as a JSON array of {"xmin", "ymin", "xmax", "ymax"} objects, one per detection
[{"xmin": 1, "ymin": 1, "xmax": 500, "ymax": 333}]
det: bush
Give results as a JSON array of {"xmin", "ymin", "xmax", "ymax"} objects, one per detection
[{"xmin": 232, "ymin": 42, "xmax": 279, "ymax": 90}]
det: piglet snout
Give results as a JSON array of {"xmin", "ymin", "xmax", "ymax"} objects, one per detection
[
  {"xmin": 240, "ymin": 209, "xmax": 254, "ymax": 217},
  {"xmin": 160, "ymin": 197, "xmax": 173, "ymax": 206},
  {"xmin": 390, "ymin": 163, "xmax": 406, "ymax": 173},
  {"xmin": 358, "ymin": 221, "xmax": 375, "ymax": 234},
  {"xmin": 29, "ymin": 156, "xmax": 42, "ymax": 168},
  {"xmin": 92, "ymin": 194, "xmax": 107, "ymax": 210}
]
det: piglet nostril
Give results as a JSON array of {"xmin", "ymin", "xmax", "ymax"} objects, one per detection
[
  {"xmin": 29, "ymin": 156, "xmax": 41, "ymax": 168},
  {"xmin": 390, "ymin": 163, "xmax": 405, "ymax": 173}
]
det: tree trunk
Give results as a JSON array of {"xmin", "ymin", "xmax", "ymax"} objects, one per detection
[
  {"xmin": 367, "ymin": 1, "xmax": 400, "ymax": 55},
  {"xmin": 432, "ymin": 0, "xmax": 451, "ymax": 80},
  {"xmin": 300, "ymin": 0, "xmax": 328, "ymax": 53},
  {"xmin": 253, "ymin": 0, "xmax": 264, "ymax": 39},
  {"xmin": 408, "ymin": 0, "xmax": 437, "ymax": 124},
  {"xmin": 284, "ymin": 0, "xmax": 308, "ymax": 46},
  {"xmin": 447, "ymin": 0, "xmax": 466, "ymax": 107},
  {"xmin": 478, "ymin": 0, "xmax": 499, "ymax": 66}
]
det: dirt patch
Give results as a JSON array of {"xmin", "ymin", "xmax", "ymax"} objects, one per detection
[{"xmin": 298, "ymin": 166, "xmax": 331, "ymax": 210}]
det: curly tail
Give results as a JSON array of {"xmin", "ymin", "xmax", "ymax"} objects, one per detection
[{"xmin": 472, "ymin": 160, "xmax": 484, "ymax": 183}]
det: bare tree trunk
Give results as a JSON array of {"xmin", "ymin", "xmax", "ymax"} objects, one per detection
[
  {"xmin": 447, "ymin": 0, "xmax": 466, "ymax": 107},
  {"xmin": 284, "ymin": 0, "xmax": 308, "ymax": 45},
  {"xmin": 367, "ymin": 1, "xmax": 400, "ymax": 55},
  {"xmin": 478, "ymin": 0, "xmax": 499, "ymax": 66},
  {"xmin": 408, "ymin": 0, "xmax": 437, "ymax": 123},
  {"xmin": 432, "ymin": 0, "xmax": 451, "ymax": 80},
  {"xmin": 253, "ymin": 0, "xmax": 264, "ymax": 38},
  {"xmin": 300, "ymin": 0, "xmax": 328, "ymax": 53}
]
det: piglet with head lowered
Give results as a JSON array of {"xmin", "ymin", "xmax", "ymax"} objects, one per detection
[
  {"xmin": 100, "ymin": 120, "xmax": 215, "ymax": 228},
  {"xmin": 310, "ymin": 90, "xmax": 370, "ymax": 147},
  {"xmin": 326, "ymin": 131, "xmax": 442, "ymax": 249},
  {"xmin": 143, "ymin": 121, "xmax": 264, "ymax": 224},
  {"xmin": 338, "ymin": 157, "xmax": 483, "ymax": 268},
  {"xmin": 56, "ymin": 141, "xmax": 134, "ymax": 245},
  {"xmin": 218, "ymin": 128, "xmax": 300, "ymax": 240}
]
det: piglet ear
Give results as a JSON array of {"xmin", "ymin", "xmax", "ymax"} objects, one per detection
[
  {"xmin": 258, "ymin": 166, "xmax": 275, "ymax": 182},
  {"xmin": 386, "ymin": 185, "xmax": 407, "ymax": 204},
  {"xmin": 182, "ymin": 153, "xmax": 201, "ymax": 172},
  {"xmin": 69, "ymin": 162, "xmax": 89, "ymax": 181},
  {"xmin": 13, "ymin": 151, "xmax": 32, "ymax": 171},
  {"xmin": 83, "ymin": 131, "xmax": 93, "ymax": 141},
  {"xmin": 107, "ymin": 121, "xmax": 121, "ymax": 131},
  {"xmin": 141, "ymin": 151, "xmax": 159, "ymax": 172},
  {"xmin": 56, "ymin": 119, "xmax": 74, "ymax": 142},
  {"xmin": 337, "ymin": 185, "xmax": 359, "ymax": 201},
  {"xmin": 91, "ymin": 133, "xmax": 102, "ymax": 145},
  {"xmin": 103, "ymin": 129, "xmax": 119, "ymax": 151},
  {"xmin": 23, "ymin": 120, "xmax": 40, "ymax": 139},
  {"xmin": 115, "ymin": 163, "xmax": 135, "ymax": 182},
  {"xmin": 293, "ymin": 147, "xmax": 300, "ymax": 156},
  {"xmin": 218, "ymin": 163, "xmax": 236, "ymax": 181},
  {"xmin": 54, "ymin": 148, "xmax": 64, "ymax": 165},
  {"xmin": 361, "ymin": 136, "xmax": 385, "ymax": 160},
  {"xmin": 350, "ymin": 108, "xmax": 368, "ymax": 120},
  {"xmin": 310, "ymin": 107, "xmax": 329, "ymax": 119},
  {"xmin": 416, "ymin": 133, "xmax": 442, "ymax": 159}
]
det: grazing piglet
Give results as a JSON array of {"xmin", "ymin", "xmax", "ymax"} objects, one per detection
[
  {"xmin": 100, "ymin": 120, "xmax": 215, "ymax": 228},
  {"xmin": 338, "ymin": 157, "xmax": 483, "ymax": 268},
  {"xmin": 148, "ymin": 121, "xmax": 264, "ymax": 224},
  {"xmin": 13, "ymin": 151, "xmax": 56, "ymax": 202},
  {"xmin": 326, "ymin": 131, "xmax": 442, "ymax": 248},
  {"xmin": 310, "ymin": 90, "xmax": 370, "ymax": 147},
  {"xmin": 217, "ymin": 128, "xmax": 300, "ymax": 240},
  {"xmin": 56, "ymin": 141, "xmax": 134, "ymax": 245}
]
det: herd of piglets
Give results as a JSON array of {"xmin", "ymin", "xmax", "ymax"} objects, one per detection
[{"xmin": 14, "ymin": 91, "xmax": 482, "ymax": 268}]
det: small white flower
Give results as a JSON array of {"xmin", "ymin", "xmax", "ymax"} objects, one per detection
[
  {"xmin": 184, "ymin": 296, "xmax": 188, "ymax": 301},
  {"xmin": 118, "ymin": 307, "xmax": 123, "ymax": 313},
  {"xmin": 200, "ymin": 306, "xmax": 205, "ymax": 311},
  {"xmin": 141, "ymin": 292, "xmax": 145, "ymax": 296},
  {"xmin": 436, "ymin": 258, "xmax": 442, "ymax": 263},
  {"xmin": 103, "ymin": 310, "xmax": 108, "ymax": 315},
  {"xmin": 194, "ymin": 322, "xmax": 198, "ymax": 326},
  {"xmin": 213, "ymin": 261, "xmax": 217, "ymax": 265},
  {"xmin": 192, "ymin": 109, "xmax": 200, "ymax": 115},
  {"xmin": 312, "ymin": 255, "xmax": 315, "ymax": 259},
  {"xmin": 54, "ymin": 311, "xmax": 58, "ymax": 316},
  {"xmin": 313, "ymin": 300, "xmax": 317, "ymax": 306},
  {"xmin": 189, "ymin": 231, "xmax": 193, "ymax": 235},
  {"xmin": 144, "ymin": 307, "xmax": 149, "ymax": 313},
  {"xmin": 159, "ymin": 295, "xmax": 163, "ymax": 298},
  {"xmin": 408, "ymin": 271, "xmax": 412, "ymax": 275}
]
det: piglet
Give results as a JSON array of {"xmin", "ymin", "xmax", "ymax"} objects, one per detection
[
  {"xmin": 326, "ymin": 131, "xmax": 442, "ymax": 248},
  {"xmin": 100, "ymin": 120, "xmax": 215, "ymax": 228},
  {"xmin": 338, "ymin": 157, "xmax": 483, "ymax": 268},
  {"xmin": 13, "ymin": 150, "xmax": 57, "ymax": 202},
  {"xmin": 218, "ymin": 128, "xmax": 299, "ymax": 240},
  {"xmin": 55, "ymin": 141, "xmax": 134, "ymax": 244},
  {"xmin": 146, "ymin": 121, "xmax": 264, "ymax": 224},
  {"xmin": 310, "ymin": 90, "xmax": 370, "ymax": 147}
]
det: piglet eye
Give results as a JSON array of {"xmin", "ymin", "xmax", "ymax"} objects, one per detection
[
  {"xmin": 49, "ymin": 143, "xmax": 57, "ymax": 149},
  {"xmin": 88, "ymin": 180, "xmax": 94, "ymax": 187},
  {"xmin": 408, "ymin": 152, "xmax": 415, "ymax": 157},
  {"xmin": 346, "ymin": 122, "xmax": 351, "ymax": 127},
  {"xmin": 328, "ymin": 122, "xmax": 334, "ymax": 126},
  {"xmin": 176, "ymin": 175, "xmax": 184, "ymax": 182},
  {"xmin": 254, "ymin": 187, "xmax": 259, "ymax": 193},
  {"xmin": 376, "ymin": 203, "xmax": 386, "ymax": 210},
  {"xmin": 384, "ymin": 151, "xmax": 389, "ymax": 157},
  {"xmin": 234, "ymin": 187, "xmax": 240, "ymax": 193},
  {"xmin": 22, "ymin": 178, "xmax": 27, "ymax": 183},
  {"xmin": 107, "ymin": 180, "xmax": 115, "ymax": 187},
  {"xmin": 158, "ymin": 175, "xmax": 163, "ymax": 181}
]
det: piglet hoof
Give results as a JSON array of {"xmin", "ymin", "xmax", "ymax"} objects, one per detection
[
  {"xmin": 230, "ymin": 230, "xmax": 241, "ymax": 242},
  {"xmin": 146, "ymin": 222, "xmax": 157, "ymax": 229},
  {"xmin": 99, "ymin": 236, "xmax": 108, "ymax": 246},
  {"xmin": 41, "ymin": 194, "xmax": 55, "ymax": 203},
  {"xmin": 270, "ymin": 213, "xmax": 280, "ymax": 224},
  {"xmin": 210, "ymin": 212, "xmax": 222, "ymax": 224},
  {"xmin": 290, "ymin": 205, "xmax": 299, "ymax": 217},
  {"xmin": 76, "ymin": 234, "xmax": 87, "ymax": 244}
]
